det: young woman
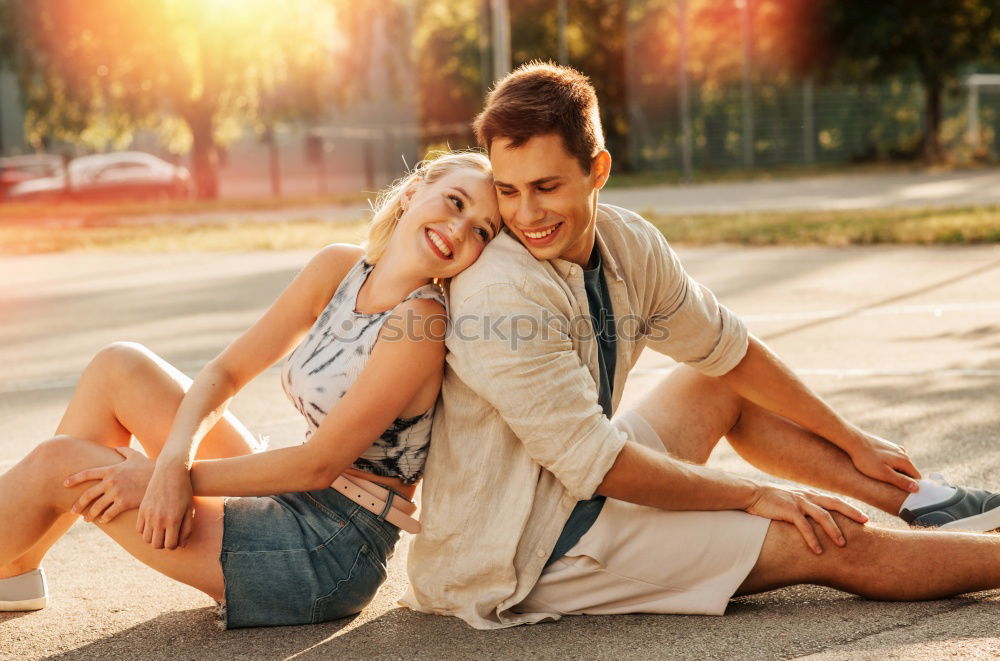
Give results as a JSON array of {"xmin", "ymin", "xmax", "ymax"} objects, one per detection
[{"xmin": 0, "ymin": 151, "xmax": 499, "ymax": 628}]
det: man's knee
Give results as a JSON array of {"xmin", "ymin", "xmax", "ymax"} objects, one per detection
[{"xmin": 753, "ymin": 513, "xmax": 874, "ymax": 581}]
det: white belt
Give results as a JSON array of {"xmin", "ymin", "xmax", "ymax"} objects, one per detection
[{"xmin": 331, "ymin": 474, "xmax": 421, "ymax": 534}]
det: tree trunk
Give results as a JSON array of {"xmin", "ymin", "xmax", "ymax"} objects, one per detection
[
  {"xmin": 187, "ymin": 109, "xmax": 220, "ymax": 200},
  {"xmin": 922, "ymin": 80, "xmax": 944, "ymax": 163}
]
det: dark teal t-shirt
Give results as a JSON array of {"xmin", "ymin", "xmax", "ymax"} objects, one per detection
[{"xmin": 545, "ymin": 243, "xmax": 617, "ymax": 567}]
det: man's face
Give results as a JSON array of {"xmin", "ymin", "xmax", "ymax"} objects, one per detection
[{"xmin": 490, "ymin": 134, "xmax": 609, "ymax": 266}]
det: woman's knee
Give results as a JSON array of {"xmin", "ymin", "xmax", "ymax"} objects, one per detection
[
  {"xmin": 88, "ymin": 341, "xmax": 158, "ymax": 383},
  {"xmin": 21, "ymin": 436, "xmax": 119, "ymax": 495}
]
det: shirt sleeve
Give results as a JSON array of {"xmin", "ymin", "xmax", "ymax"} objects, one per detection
[
  {"xmin": 446, "ymin": 282, "xmax": 627, "ymax": 501},
  {"xmin": 643, "ymin": 227, "xmax": 749, "ymax": 376}
]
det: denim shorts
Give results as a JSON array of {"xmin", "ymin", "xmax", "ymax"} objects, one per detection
[{"xmin": 219, "ymin": 487, "xmax": 400, "ymax": 628}]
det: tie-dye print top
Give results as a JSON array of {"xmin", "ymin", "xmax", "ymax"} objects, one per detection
[{"xmin": 281, "ymin": 257, "xmax": 446, "ymax": 484}]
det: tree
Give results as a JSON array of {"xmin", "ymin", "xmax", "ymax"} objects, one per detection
[
  {"xmin": 823, "ymin": 0, "xmax": 1000, "ymax": 162},
  {"xmin": 413, "ymin": 0, "xmax": 483, "ymax": 134},
  {"xmin": 0, "ymin": 0, "xmax": 348, "ymax": 198}
]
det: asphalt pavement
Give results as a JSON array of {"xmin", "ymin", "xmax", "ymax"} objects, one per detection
[
  {"xmin": 2, "ymin": 242, "xmax": 999, "ymax": 659},
  {"xmin": 600, "ymin": 167, "xmax": 1000, "ymax": 215}
]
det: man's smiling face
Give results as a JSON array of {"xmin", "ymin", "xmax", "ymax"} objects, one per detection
[{"xmin": 490, "ymin": 133, "xmax": 610, "ymax": 267}]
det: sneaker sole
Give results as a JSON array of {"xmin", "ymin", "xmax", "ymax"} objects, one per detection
[
  {"xmin": 938, "ymin": 506, "xmax": 1000, "ymax": 532},
  {"xmin": 0, "ymin": 595, "xmax": 47, "ymax": 611}
]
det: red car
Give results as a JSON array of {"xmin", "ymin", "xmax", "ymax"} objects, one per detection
[
  {"xmin": 5, "ymin": 151, "xmax": 192, "ymax": 202},
  {"xmin": 0, "ymin": 154, "xmax": 65, "ymax": 201}
]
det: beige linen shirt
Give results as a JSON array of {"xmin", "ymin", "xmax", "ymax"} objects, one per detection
[{"xmin": 402, "ymin": 204, "xmax": 749, "ymax": 629}]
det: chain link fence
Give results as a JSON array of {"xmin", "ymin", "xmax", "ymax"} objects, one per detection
[{"xmin": 625, "ymin": 76, "xmax": 999, "ymax": 174}]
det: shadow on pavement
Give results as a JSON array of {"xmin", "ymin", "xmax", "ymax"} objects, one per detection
[
  {"xmin": 37, "ymin": 588, "xmax": 998, "ymax": 661},
  {"xmin": 762, "ymin": 257, "xmax": 1000, "ymax": 342}
]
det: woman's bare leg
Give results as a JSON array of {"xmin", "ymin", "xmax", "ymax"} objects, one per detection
[
  {"xmin": 0, "ymin": 436, "xmax": 225, "ymax": 600},
  {"xmin": 1, "ymin": 342, "xmax": 256, "ymax": 578}
]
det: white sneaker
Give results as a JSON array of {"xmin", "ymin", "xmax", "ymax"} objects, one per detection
[{"xmin": 0, "ymin": 568, "xmax": 48, "ymax": 611}]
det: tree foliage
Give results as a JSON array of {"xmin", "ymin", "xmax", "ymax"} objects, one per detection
[
  {"xmin": 0, "ymin": 0, "xmax": 348, "ymax": 198},
  {"xmin": 822, "ymin": 0, "xmax": 1000, "ymax": 161}
]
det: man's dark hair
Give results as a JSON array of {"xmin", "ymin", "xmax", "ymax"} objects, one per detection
[{"xmin": 473, "ymin": 61, "xmax": 605, "ymax": 174}]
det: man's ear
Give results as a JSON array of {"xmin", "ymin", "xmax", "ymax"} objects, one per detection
[{"xmin": 592, "ymin": 150, "xmax": 612, "ymax": 190}]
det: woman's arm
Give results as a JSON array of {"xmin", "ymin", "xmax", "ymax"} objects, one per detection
[
  {"xmin": 187, "ymin": 297, "xmax": 447, "ymax": 496},
  {"xmin": 157, "ymin": 244, "xmax": 364, "ymax": 467},
  {"xmin": 110, "ymin": 244, "xmax": 362, "ymax": 550}
]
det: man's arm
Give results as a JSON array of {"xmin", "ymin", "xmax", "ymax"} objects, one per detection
[
  {"xmin": 634, "ymin": 216, "xmax": 918, "ymax": 491},
  {"xmin": 719, "ymin": 335, "xmax": 921, "ymax": 493},
  {"xmin": 448, "ymin": 280, "xmax": 866, "ymax": 553},
  {"xmin": 596, "ymin": 439, "xmax": 867, "ymax": 554}
]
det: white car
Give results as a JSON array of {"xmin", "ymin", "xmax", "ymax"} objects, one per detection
[{"xmin": 6, "ymin": 151, "xmax": 192, "ymax": 202}]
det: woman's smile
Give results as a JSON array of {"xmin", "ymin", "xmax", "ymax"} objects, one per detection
[{"xmin": 425, "ymin": 227, "xmax": 455, "ymax": 260}]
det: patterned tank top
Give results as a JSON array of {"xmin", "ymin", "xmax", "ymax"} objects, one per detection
[{"xmin": 281, "ymin": 257, "xmax": 446, "ymax": 484}]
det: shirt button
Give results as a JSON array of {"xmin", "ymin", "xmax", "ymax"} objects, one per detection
[{"xmin": 537, "ymin": 549, "xmax": 547, "ymax": 558}]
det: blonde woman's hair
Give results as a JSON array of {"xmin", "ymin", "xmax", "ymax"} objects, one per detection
[{"xmin": 364, "ymin": 150, "xmax": 492, "ymax": 264}]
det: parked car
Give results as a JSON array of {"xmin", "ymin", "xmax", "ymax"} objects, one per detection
[
  {"xmin": 5, "ymin": 151, "xmax": 192, "ymax": 202},
  {"xmin": 0, "ymin": 154, "xmax": 65, "ymax": 201}
]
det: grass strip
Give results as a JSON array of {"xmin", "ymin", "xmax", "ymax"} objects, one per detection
[
  {"xmin": 2, "ymin": 206, "xmax": 999, "ymax": 254},
  {"xmin": 0, "ymin": 219, "xmax": 369, "ymax": 254},
  {"xmin": 0, "ymin": 192, "xmax": 370, "ymax": 223},
  {"xmin": 646, "ymin": 205, "xmax": 1000, "ymax": 246}
]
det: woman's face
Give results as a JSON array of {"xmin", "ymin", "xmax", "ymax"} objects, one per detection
[{"xmin": 396, "ymin": 167, "xmax": 500, "ymax": 279}]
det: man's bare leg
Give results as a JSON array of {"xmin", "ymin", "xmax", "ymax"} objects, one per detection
[
  {"xmin": 633, "ymin": 365, "xmax": 907, "ymax": 514},
  {"xmin": 737, "ymin": 514, "xmax": 1000, "ymax": 600}
]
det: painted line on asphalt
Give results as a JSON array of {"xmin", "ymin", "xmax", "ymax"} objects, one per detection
[
  {"xmin": 743, "ymin": 301, "xmax": 1000, "ymax": 323},
  {"xmin": 632, "ymin": 367, "xmax": 1000, "ymax": 378}
]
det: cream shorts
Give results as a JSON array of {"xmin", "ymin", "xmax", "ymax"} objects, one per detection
[{"xmin": 517, "ymin": 409, "xmax": 771, "ymax": 617}]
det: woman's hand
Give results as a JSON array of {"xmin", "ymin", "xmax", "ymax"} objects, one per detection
[
  {"xmin": 846, "ymin": 431, "xmax": 921, "ymax": 494},
  {"xmin": 136, "ymin": 460, "xmax": 195, "ymax": 550},
  {"xmin": 64, "ymin": 447, "xmax": 154, "ymax": 524},
  {"xmin": 745, "ymin": 485, "xmax": 869, "ymax": 555}
]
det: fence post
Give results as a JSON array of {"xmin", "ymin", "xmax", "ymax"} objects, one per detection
[
  {"xmin": 968, "ymin": 83, "xmax": 981, "ymax": 151},
  {"xmin": 677, "ymin": 0, "xmax": 693, "ymax": 181},
  {"xmin": 479, "ymin": 0, "xmax": 491, "ymax": 93},
  {"xmin": 491, "ymin": 0, "xmax": 511, "ymax": 82},
  {"xmin": 364, "ymin": 140, "xmax": 375, "ymax": 192},
  {"xmin": 737, "ymin": 0, "xmax": 754, "ymax": 168},
  {"xmin": 558, "ymin": 0, "xmax": 568, "ymax": 65},
  {"xmin": 266, "ymin": 126, "xmax": 281, "ymax": 198},
  {"xmin": 803, "ymin": 76, "xmax": 815, "ymax": 164}
]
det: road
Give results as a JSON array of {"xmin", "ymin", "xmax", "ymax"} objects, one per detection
[
  {"xmin": 30, "ymin": 167, "xmax": 998, "ymax": 229},
  {"xmin": 601, "ymin": 167, "xmax": 1000, "ymax": 215},
  {"xmin": 2, "ymin": 245, "xmax": 1000, "ymax": 659}
]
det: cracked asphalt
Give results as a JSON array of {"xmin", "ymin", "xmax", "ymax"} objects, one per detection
[{"xmin": 2, "ymin": 241, "xmax": 1000, "ymax": 659}]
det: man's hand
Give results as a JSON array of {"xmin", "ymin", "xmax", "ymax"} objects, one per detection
[
  {"xmin": 745, "ymin": 485, "xmax": 869, "ymax": 555},
  {"xmin": 64, "ymin": 447, "xmax": 154, "ymax": 523},
  {"xmin": 136, "ymin": 460, "xmax": 195, "ymax": 550},
  {"xmin": 846, "ymin": 431, "xmax": 921, "ymax": 494}
]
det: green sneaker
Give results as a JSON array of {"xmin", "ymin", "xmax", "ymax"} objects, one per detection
[{"xmin": 0, "ymin": 568, "xmax": 48, "ymax": 611}]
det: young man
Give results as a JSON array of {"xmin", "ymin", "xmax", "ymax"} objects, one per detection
[{"xmin": 402, "ymin": 62, "xmax": 1000, "ymax": 629}]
